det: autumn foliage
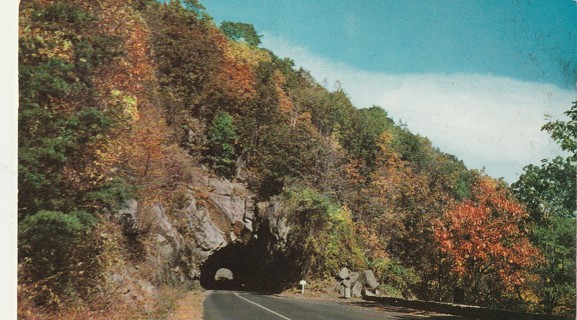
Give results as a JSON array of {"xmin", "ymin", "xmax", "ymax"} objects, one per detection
[
  {"xmin": 434, "ymin": 177, "xmax": 542, "ymax": 304},
  {"xmin": 18, "ymin": 0, "xmax": 574, "ymax": 317}
]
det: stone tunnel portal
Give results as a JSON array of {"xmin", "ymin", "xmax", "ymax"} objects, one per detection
[{"xmin": 198, "ymin": 229, "xmax": 296, "ymax": 293}]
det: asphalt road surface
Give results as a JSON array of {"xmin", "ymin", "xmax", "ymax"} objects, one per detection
[{"xmin": 203, "ymin": 290, "xmax": 467, "ymax": 320}]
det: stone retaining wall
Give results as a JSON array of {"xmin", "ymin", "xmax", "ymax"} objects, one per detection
[{"xmin": 363, "ymin": 296, "xmax": 571, "ymax": 320}]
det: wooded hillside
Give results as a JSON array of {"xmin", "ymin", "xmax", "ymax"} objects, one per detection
[{"xmin": 18, "ymin": 0, "xmax": 575, "ymax": 318}]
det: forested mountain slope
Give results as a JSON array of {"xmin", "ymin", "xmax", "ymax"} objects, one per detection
[{"xmin": 18, "ymin": 0, "xmax": 575, "ymax": 318}]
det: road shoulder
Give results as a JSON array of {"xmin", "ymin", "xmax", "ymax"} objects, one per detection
[{"xmin": 167, "ymin": 288, "xmax": 205, "ymax": 320}]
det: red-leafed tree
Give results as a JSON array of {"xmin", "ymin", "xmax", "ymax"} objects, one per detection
[{"xmin": 433, "ymin": 176, "xmax": 541, "ymax": 306}]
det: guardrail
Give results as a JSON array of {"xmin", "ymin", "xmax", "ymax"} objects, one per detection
[{"xmin": 362, "ymin": 295, "xmax": 572, "ymax": 320}]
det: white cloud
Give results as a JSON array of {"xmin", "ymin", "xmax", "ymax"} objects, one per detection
[{"xmin": 262, "ymin": 33, "xmax": 576, "ymax": 182}]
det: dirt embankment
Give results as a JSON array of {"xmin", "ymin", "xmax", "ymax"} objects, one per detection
[{"xmin": 167, "ymin": 289, "xmax": 205, "ymax": 320}]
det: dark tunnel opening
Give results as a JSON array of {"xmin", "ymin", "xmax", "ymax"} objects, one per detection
[
  {"xmin": 199, "ymin": 221, "xmax": 302, "ymax": 293},
  {"xmin": 199, "ymin": 243, "xmax": 250, "ymax": 291}
]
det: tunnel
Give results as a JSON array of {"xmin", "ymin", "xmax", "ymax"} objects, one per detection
[
  {"xmin": 199, "ymin": 222, "xmax": 301, "ymax": 293},
  {"xmin": 200, "ymin": 243, "xmax": 252, "ymax": 290}
]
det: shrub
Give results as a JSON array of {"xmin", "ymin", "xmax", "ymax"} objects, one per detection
[
  {"xmin": 279, "ymin": 187, "xmax": 366, "ymax": 278},
  {"xmin": 19, "ymin": 211, "xmax": 95, "ymax": 306},
  {"xmin": 31, "ymin": 2, "xmax": 94, "ymax": 26},
  {"xmin": 83, "ymin": 178, "xmax": 136, "ymax": 211},
  {"xmin": 372, "ymin": 258, "xmax": 420, "ymax": 299}
]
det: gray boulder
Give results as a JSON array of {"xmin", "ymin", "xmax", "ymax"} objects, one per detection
[
  {"xmin": 349, "ymin": 271, "xmax": 360, "ymax": 283},
  {"xmin": 351, "ymin": 281, "xmax": 363, "ymax": 298},
  {"xmin": 197, "ymin": 216, "xmax": 227, "ymax": 252},
  {"xmin": 338, "ymin": 267, "xmax": 350, "ymax": 280},
  {"xmin": 363, "ymin": 288, "xmax": 377, "ymax": 297},
  {"xmin": 361, "ymin": 270, "xmax": 379, "ymax": 290},
  {"xmin": 341, "ymin": 279, "xmax": 351, "ymax": 288}
]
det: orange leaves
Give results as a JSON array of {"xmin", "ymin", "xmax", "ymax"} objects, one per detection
[
  {"xmin": 433, "ymin": 176, "xmax": 542, "ymax": 287},
  {"xmin": 356, "ymin": 222, "xmax": 388, "ymax": 261},
  {"xmin": 126, "ymin": 103, "xmax": 167, "ymax": 177},
  {"xmin": 210, "ymin": 27, "xmax": 270, "ymax": 102},
  {"xmin": 217, "ymin": 56, "xmax": 258, "ymax": 101},
  {"xmin": 84, "ymin": 0, "xmax": 157, "ymax": 187},
  {"xmin": 91, "ymin": 0, "xmax": 155, "ymax": 99},
  {"xmin": 81, "ymin": 0, "xmax": 187, "ymax": 204},
  {"xmin": 273, "ymin": 70, "xmax": 295, "ymax": 118}
]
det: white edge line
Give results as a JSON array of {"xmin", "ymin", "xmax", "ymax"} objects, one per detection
[{"xmin": 233, "ymin": 292, "xmax": 293, "ymax": 320}]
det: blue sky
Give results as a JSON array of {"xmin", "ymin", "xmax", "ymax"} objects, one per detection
[
  {"xmin": 204, "ymin": 0, "xmax": 577, "ymax": 88},
  {"xmin": 201, "ymin": 0, "xmax": 577, "ymax": 183}
]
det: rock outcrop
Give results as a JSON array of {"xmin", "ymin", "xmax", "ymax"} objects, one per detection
[
  {"xmin": 115, "ymin": 170, "xmax": 260, "ymax": 288},
  {"xmin": 336, "ymin": 267, "xmax": 381, "ymax": 299},
  {"xmin": 259, "ymin": 201, "xmax": 290, "ymax": 245},
  {"xmin": 184, "ymin": 176, "xmax": 256, "ymax": 278}
]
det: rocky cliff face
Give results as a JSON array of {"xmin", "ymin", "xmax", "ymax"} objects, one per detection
[
  {"xmin": 114, "ymin": 169, "xmax": 290, "ymax": 292},
  {"xmin": 182, "ymin": 175, "xmax": 257, "ymax": 282}
]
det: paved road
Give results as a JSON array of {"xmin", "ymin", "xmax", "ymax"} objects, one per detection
[{"xmin": 203, "ymin": 290, "xmax": 466, "ymax": 320}]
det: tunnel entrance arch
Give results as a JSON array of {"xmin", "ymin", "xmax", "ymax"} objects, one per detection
[
  {"xmin": 198, "ymin": 226, "xmax": 299, "ymax": 293},
  {"xmin": 199, "ymin": 243, "xmax": 252, "ymax": 290}
]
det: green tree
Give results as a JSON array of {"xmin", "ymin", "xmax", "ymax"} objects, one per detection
[
  {"xmin": 513, "ymin": 157, "xmax": 575, "ymax": 223},
  {"xmin": 542, "ymin": 101, "xmax": 577, "ymax": 158},
  {"xmin": 532, "ymin": 214, "xmax": 576, "ymax": 315},
  {"xmin": 18, "ymin": 2, "xmax": 135, "ymax": 309},
  {"xmin": 220, "ymin": 21, "xmax": 261, "ymax": 46},
  {"xmin": 207, "ymin": 111, "xmax": 238, "ymax": 178},
  {"xmin": 340, "ymin": 106, "xmax": 395, "ymax": 174},
  {"xmin": 180, "ymin": 0, "xmax": 206, "ymax": 17},
  {"xmin": 373, "ymin": 258, "xmax": 420, "ymax": 299},
  {"xmin": 513, "ymin": 158, "xmax": 576, "ymax": 315},
  {"xmin": 249, "ymin": 123, "xmax": 319, "ymax": 197},
  {"xmin": 147, "ymin": 0, "xmax": 223, "ymax": 120},
  {"xmin": 18, "ymin": 2, "xmax": 126, "ymax": 218},
  {"xmin": 511, "ymin": 101, "xmax": 576, "ymax": 316}
]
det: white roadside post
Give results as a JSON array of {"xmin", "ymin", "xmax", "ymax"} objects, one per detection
[{"xmin": 299, "ymin": 280, "xmax": 307, "ymax": 294}]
